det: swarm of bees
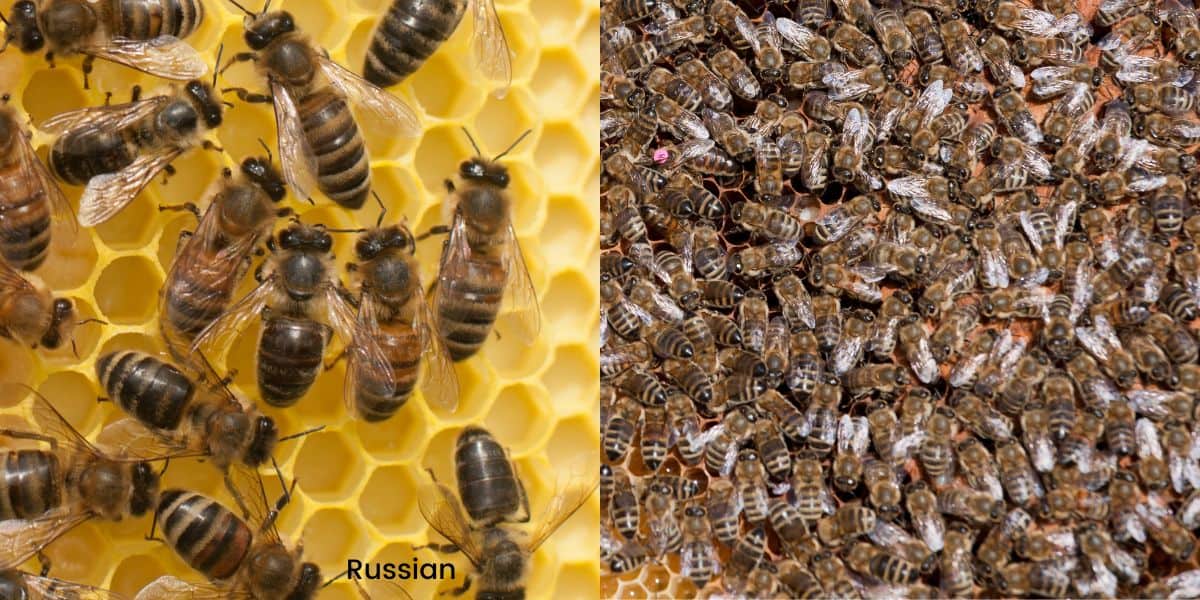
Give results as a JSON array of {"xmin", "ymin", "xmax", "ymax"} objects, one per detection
[
  {"xmin": 602, "ymin": 0, "xmax": 1200, "ymax": 596},
  {"xmin": 0, "ymin": 0, "xmax": 597, "ymax": 597}
]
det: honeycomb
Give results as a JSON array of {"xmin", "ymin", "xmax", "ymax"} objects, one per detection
[{"xmin": 0, "ymin": 0, "xmax": 601, "ymax": 597}]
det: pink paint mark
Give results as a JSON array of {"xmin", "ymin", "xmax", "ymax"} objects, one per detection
[{"xmin": 653, "ymin": 148, "xmax": 670, "ymax": 164}]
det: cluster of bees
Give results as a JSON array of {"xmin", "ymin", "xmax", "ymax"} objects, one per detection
[
  {"xmin": 601, "ymin": 0, "xmax": 1200, "ymax": 596},
  {"xmin": 0, "ymin": 0, "xmax": 597, "ymax": 598}
]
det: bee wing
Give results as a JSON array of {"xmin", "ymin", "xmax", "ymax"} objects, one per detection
[
  {"xmin": 416, "ymin": 288, "xmax": 459, "ymax": 412},
  {"xmin": 82, "ymin": 36, "xmax": 208, "ymax": 81},
  {"xmin": 134, "ymin": 575, "xmax": 250, "ymax": 600},
  {"xmin": 189, "ymin": 275, "xmax": 277, "ymax": 357},
  {"xmin": 39, "ymin": 96, "xmax": 169, "ymax": 136},
  {"xmin": 0, "ymin": 509, "xmax": 91, "ymax": 569},
  {"xmin": 270, "ymin": 80, "xmax": 319, "ymax": 203},
  {"xmin": 0, "ymin": 256, "xmax": 36, "ymax": 294},
  {"xmin": 527, "ymin": 476, "xmax": 600, "ymax": 552},
  {"xmin": 1030, "ymin": 66, "xmax": 1074, "ymax": 98},
  {"xmin": 466, "ymin": 0, "xmax": 513, "ymax": 98},
  {"xmin": 95, "ymin": 417, "xmax": 204, "ymax": 461},
  {"xmin": 342, "ymin": 294, "xmax": 396, "ymax": 418},
  {"xmin": 1136, "ymin": 418, "xmax": 1164, "ymax": 459},
  {"xmin": 15, "ymin": 125, "xmax": 75, "ymax": 230},
  {"xmin": 20, "ymin": 571, "xmax": 128, "ymax": 600},
  {"xmin": 843, "ymin": 108, "xmax": 871, "ymax": 155},
  {"xmin": 775, "ymin": 17, "xmax": 818, "ymax": 55},
  {"xmin": 822, "ymin": 70, "xmax": 872, "ymax": 101},
  {"xmin": 416, "ymin": 481, "xmax": 484, "ymax": 566},
  {"xmin": 1012, "ymin": 6, "xmax": 1060, "ymax": 36},
  {"xmin": 500, "ymin": 222, "xmax": 541, "ymax": 342},
  {"xmin": 319, "ymin": 56, "xmax": 421, "ymax": 135},
  {"xmin": 886, "ymin": 175, "xmax": 927, "ymax": 199},
  {"xmin": 21, "ymin": 387, "xmax": 105, "ymax": 458},
  {"xmin": 78, "ymin": 148, "xmax": 181, "ymax": 226}
]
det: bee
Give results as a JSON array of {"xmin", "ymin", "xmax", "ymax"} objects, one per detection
[
  {"xmin": 845, "ymin": 363, "xmax": 909, "ymax": 398},
  {"xmin": 868, "ymin": 5, "xmax": 912, "ymax": 64},
  {"xmin": 905, "ymin": 481, "xmax": 944, "ymax": 553},
  {"xmin": 916, "ymin": 406, "xmax": 956, "ymax": 487},
  {"xmin": 0, "ymin": 251, "xmax": 81, "ymax": 350},
  {"xmin": 1095, "ymin": 0, "xmax": 1153, "ymax": 27},
  {"xmin": 831, "ymin": 108, "xmax": 881, "ymax": 190},
  {"xmin": 642, "ymin": 480, "xmax": 681, "ymax": 557},
  {"xmin": 1144, "ymin": 313, "xmax": 1198, "ymax": 365},
  {"xmin": 845, "ymin": 541, "xmax": 919, "ymax": 585},
  {"xmin": 754, "ymin": 137, "xmax": 783, "ymax": 202},
  {"xmin": 223, "ymin": 5, "xmax": 421, "ymax": 209},
  {"xmin": 603, "ymin": 396, "xmax": 638, "ymax": 463},
  {"xmin": 0, "ymin": 100, "xmax": 71, "ymax": 272},
  {"xmin": 702, "ymin": 108, "xmax": 753, "ymax": 162},
  {"xmin": 991, "ymin": 85, "xmax": 1043, "ymax": 146},
  {"xmin": 748, "ymin": 10, "xmax": 785, "ymax": 81},
  {"xmin": 734, "ymin": 448, "xmax": 770, "ymax": 524},
  {"xmin": 680, "ymin": 504, "xmax": 718, "ymax": 587},
  {"xmin": 938, "ymin": 485, "xmax": 1003, "ymax": 525},
  {"xmin": 809, "ymin": 550, "xmax": 859, "ymax": 598},
  {"xmin": 939, "ymin": 15, "xmax": 982, "ymax": 73},
  {"xmin": 0, "ymin": 568, "xmax": 124, "ymax": 599},
  {"xmin": 1126, "ymin": 82, "xmax": 1199, "ymax": 114},
  {"xmin": 833, "ymin": 414, "xmax": 869, "ymax": 493},
  {"xmin": 731, "ymin": 201, "xmax": 804, "ymax": 242},
  {"xmin": 863, "ymin": 457, "xmax": 902, "ymax": 520},
  {"xmin": 418, "ymin": 427, "xmax": 597, "ymax": 598},
  {"xmin": 645, "ymin": 67, "xmax": 702, "ymax": 111},
  {"xmin": 142, "ymin": 473, "xmax": 320, "ymax": 599},
  {"xmin": 1076, "ymin": 314, "xmax": 1140, "ymax": 388},
  {"xmin": 601, "ymin": 71, "xmax": 644, "ymax": 111},
  {"xmin": 604, "ymin": 536, "xmax": 647, "ymax": 574},
  {"xmin": 638, "ymin": 405, "xmax": 669, "ymax": 472},
  {"xmin": 935, "ymin": 522, "xmax": 973, "ymax": 597},
  {"xmin": 1162, "ymin": 0, "xmax": 1200, "ymax": 65},
  {"xmin": 0, "ymin": 389, "xmax": 165, "ymax": 576},
  {"xmin": 815, "ymin": 499, "xmax": 873, "ymax": 545},
  {"xmin": 1001, "ymin": 562, "xmax": 1071, "ymax": 598},
  {"xmin": 775, "ymin": 15, "xmax": 832, "ymax": 60},
  {"xmin": 805, "ymin": 377, "xmax": 841, "ymax": 453},
  {"xmin": 363, "ymin": 0, "xmax": 511, "ymax": 95},
  {"xmin": 704, "ymin": 406, "xmax": 755, "ymax": 477},
  {"xmin": 828, "ymin": 21, "xmax": 884, "ymax": 66},
  {"xmin": 1138, "ymin": 501, "xmax": 1197, "ymax": 561},
  {"xmin": 727, "ymin": 526, "xmax": 768, "ymax": 588},
  {"xmin": 706, "ymin": 478, "xmax": 741, "ymax": 545},
  {"xmin": 706, "ymin": 44, "xmax": 759, "ymax": 99},
  {"xmin": 675, "ymin": 51, "xmax": 733, "ymax": 110},
  {"xmin": 956, "ymin": 437, "xmax": 1003, "ymax": 504},
  {"xmin": 976, "ymin": 30, "xmax": 1025, "ymax": 90},
  {"xmin": 789, "ymin": 61, "xmax": 847, "ymax": 92},
  {"xmin": 831, "ymin": 310, "xmax": 871, "ymax": 376},
  {"xmin": 865, "ymin": 291, "xmax": 909, "ymax": 360},
  {"xmin": 886, "ymin": 174, "xmax": 957, "ymax": 226},
  {"xmin": 42, "ymin": 79, "xmax": 223, "ymax": 226},
  {"xmin": 1, "ymin": 0, "xmax": 205, "ymax": 86},
  {"xmin": 729, "ymin": 242, "xmax": 802, "ymax": 280},
  {"xmin": 1136, "ymin": 111, "xmax": 1200, "ymax": 147},
  {"xmin": 896, "ymin": 316, "xmax": 937, "ymax": 384}
]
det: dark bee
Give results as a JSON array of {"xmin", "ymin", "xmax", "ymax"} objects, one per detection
[{"xmin": 0, "ymin": 100, "xmax": 70, "ymax": 271}]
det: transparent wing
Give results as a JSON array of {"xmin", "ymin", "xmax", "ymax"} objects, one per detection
[
  {"xmin": 502, "ymin": 222, "xmax": 541, "ymax": 342},
  {"xmin": 416, "ymin": 481, "xmax": 484, "ymax": 566},
  {"xmin": 417, "ymin": 289, "xmax": 459, "ymax": 412},
  {"xmin": 0, "ymin": 257, "xmax": 37, "ymax": 294},
  {"xmin": 83, "ymin": 37, "xmax": 208, "ymax": 81},
  {"xmin": 319, "ymin": 56, "xmax": 421, "ymax": 135},
  {"xmin": 25, "ymin": 387, "xmax": 101, "ymax": 457},
  {"xmin": 189, "ymin": 276, "xmax": 276, "ymax": 357},
  {"xmin": 222, "ymin": 461, "xmax": 285, "ymax": 545},
  {"xmin": 0, "ymin": 510, "xmax": 91, "ymax": 569},
  {"xmin": 271, "ymin": 80, "xmax": 319, "ymax": 202},
  {"xmin": 823, "ymin": 70, "xmax": 873, "ymax": 101},
  {"xmin": 527, "ymin": 476, "xmax": 600, "ymax": 552},
  {"xmin": 40, "ymin": 96, "xmax": 169, "ymax": 136},
  {"xmin": 343, "ymin": 291, "xmax": 400, "ymax": 416},
  {"xmin": 95, "ymin": 417, "xmax": 204, "ymax": 461},
  {"xmin": 134, "ymin": 575, "xmax": 250, "ymax": 600},
  {"xmin": 470, "ymin": 0, "xmax": 513, "ymax": 97},
  {"xmin": 78, "ymin": 149, "xmax": 181, "ymax": 226},
  {"xmin": 15, "ymin": 126, "xmax": 74, "ymax": 229},
  {"xmin": 21, "ymin": 571, "xmax": 129, "ymax": 600}
]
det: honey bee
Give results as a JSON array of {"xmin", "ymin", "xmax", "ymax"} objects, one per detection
[
  {"xmin": 1000, "ymin": 561, "xmax": 1071, "ymax": 598},
  {"xmin": 0, "ymin": 253, "xmax": 81, "ymax": 351},
  {"xmin": 902, "ymin": 481, "xmax": 944, "ymax": 554},
  {"xmin": 809, "ymin": 550, "xmax": 859, "ymax": 598},
  {"xmin": 706, "ymin": 478, "xmax": 740, "ymax": 545},
  {"xmin": 363, "ymin": 0, "xmax": 511, "ymax": 96},
  {"xmin": 845, "ymin": 541, "xmax": 919, "ymax": 584},
  {"xmin": 704, "ymin": 406, "xmax": 756, "ymax": 477},
  {"xmin": 828, "ymin": 21, "xmax": 884, "ymax": 66},
  {"xmin": 0, "ymin": 100, "xmax": 71, "ymax": 272},
  {"xmin": 938, "ymin": 485, "xmax": 1003, "ymax": 525},
  {"xmin": 863, "ymin": 457, "xmax": 902, "ymax": 520},
  {"xmin": 418, "ymin": 427, "xmax": 597, "ymax": 598},
  {"xmin": 939, "ymin": 15, "xmax": 982, "ymax": 73},
  {"xmin": 1138, "ymin": 501, "xmax": 1197, "ymax": 561},
  {"xmin": 42, "ymin": 79, "xmax": 223, "ymax": 226},
  {"xmin": 706, "ymin": 44, "xmax": 759, "ymax": 99},
  {"xmin": 775, "ymin": 16, "xmax": 832, "ymax": 60},
  {"xmin": 815, "ymin": 499, "xmax": 872, "ymax": 545},
  {"xmin": 977, "ymin": 30, "xmax": 1025, "ymax": 89},
  {"xmin": 223, "ymin": 5, "xmax": 421, "ymax": 209},
  {"xmin": 799, "ymin": 126, "xmax": 833, "ymax": 192},
  {"xmin": 846, "ymin": 363, "xmax": 910, "ymax": 398},
  {"xmin": 645, "ymin": 67, "xmax": 702, "ymax": 111},
  {"xmin": 141, "ymin": 472, "xmax": 320, "ymax": 599},
  {"xmin": 643, "ymin": 480, "xmax": 681, "ymax": 557},
  {"xmin": 754, "ymin": 137, "xmax": 783, "ymax": 202},
  {"xmin": 901, "ymin": 8, "xmax": 941, "ymax": 64},
  {"xmin": 805, "ymin": 377, "xmax": 841, "ymax": 453},
  {"xmin": 608, "ymin": 470, "xmax": 639, "ymax": 541},
  {"xmin": 991, "ymin": 85, "xmax": 1043, "ymax": 145},
  {"xmin": 1162, "ymin": 0, "xmax": 1200, "ymax": 65},
  {"xmin": 0, "ymin": 390, "xmax": 163, "ymax": 570},
  {"xmin": 675, "ymin": 51, "xmax": 733, "ymax": 110},
  {"xmin": 0, "ymin": 568, "xmax": 124, "ymax": 599},
  {"xmin": 734, "ymin": 448, "xmax": 770, "ymax": 524},
  {"xmin": 1144, "ymin": 313, "xmax": 1198, "ymax": 365},
  {"xmin": 831, "ymin": 108, "xmax": 881, "ymax": 190},
  {"xmin": 680, "ymin": 504, "xmax": 718, "ymax": 587},
  {"xmin": 1, "ymin": 0, "xmax": 206, "ymax": 86},
  {"xmin": 1076, "ymin": 314, "xmax": 1140, "ymax": 388},
  {"xmin": 833, "ymin": 414, "xmax": 869, "ymax": 493}
]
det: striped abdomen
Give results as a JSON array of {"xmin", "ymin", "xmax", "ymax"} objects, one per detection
[
  {"xmin": 109, "ymin": 0, "xmax": 204, "ymax": 39},
  {"xmin": 436, "ymin": 256, "xmax": 505, "ymax": 361},
  {"xmin": 156, "ymin": 489, "xmax": 252, "ymax": 581},
  {"xmin": 0, "ymin": 153, "xmax": 51, "ymax": 270},
  {"xmin": 49, "ymin": 127, "xmax": 136, "ymax": 185},
  {"xmin": 160, "ymin": 244, "xmax": 245, "ymax": 358},
  {"xmin": 257, "ymin": 316, "xmax": 329, "ymax": 406},
  {"xmin": 455, "ymin": 427, "xmax": 522, "ymax": 524},
  {"xmin": 352, "ymin": 321, "xmax": 420, "ymax": 422},
  {"xmin": 0, "ymin": 450, "xmax": 62, "ymax": 520},
  {"xmin": 363, "ymin": 0, "xmax": 467, "ymax": 87},
  {"xmin": 298, "ymin": 89, "xmax": 370, "ymax": 209},
  {"xmin": 96, "ymin": 350, "xmax": 193, "ymax": 431}
]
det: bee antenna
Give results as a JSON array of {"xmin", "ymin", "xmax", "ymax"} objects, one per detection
[
  {"xmin": 227, "ymin": 0, "xmax": 255, "ymax": 16},
  {"xmin": 212, "ymin": 44, "xmax": 224, "ymax": 88},
  {"xmin": 461, "ymin": 127, "xmax": 483, "ymax": 156},
  {"xmin": 494, "ymin": 129, "xmax": 532, "ymax": 161},
  {"xmin": 278, "ymin": 425, "xmax": 325, "ymax": 442},
  {"xmin": 0, "ymin": 12, "xmax": 8, "ymax": 25},
  {"xmin": 257, "ymin": 137, "xmax": 273, "ymax": 164},
  {"xmin": 372, "ymin": 190, "xmax": 386, "ymax": 228},
  {"xmin": 76, "ymin": 317, "xmax": 107, "ymax": 327},
  {"xmin": 260, "ymin": 0, "xmax": 272, "ymax": 15},
  {"xmin": 321, "ymin": 570, "xmax": 349, "ymax": 588}
]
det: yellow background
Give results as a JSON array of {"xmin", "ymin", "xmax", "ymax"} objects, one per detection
[{"xmin": 0, "ymin": 0, "xmax": 601, "ymax": 597}]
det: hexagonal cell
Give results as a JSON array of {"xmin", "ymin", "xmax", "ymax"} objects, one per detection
[
  {"xmin": 482, "ymin": 314, "xmax": 549, "ymax": 380},
  {"xmin": 531, "ymin": 0, "xmax": 585, "ymax": 43},
  {"xmin": 155, "ymin": 211, "xmax": 193, "ymax": 272},
  {"xmin": 557, "ymin": 562, "xmax": 601, "ymax": 600},
  {"xmin": 97, "ymin": 332, "xmax": 164, "ymax": 359},
  {"xmin": 292, "ymin": 0, "xmax": 350, "ymax": 52},
  {"xmin": 294, "ymin": 429, "xmax": 364, "ymax": 501},
  {"xmin": 541, "ymin": 344, "xmax": 597, "ymax": 418},
  {"xmin": 485, "ymin": 383, "xmax": 550, "ymax": 452},
  {"xmin": 22, "ymin": 68, "xmax": 88, "ymax": 125},
  {"xmin": 414, "ymin": 125, "xmax": 471, "ymax": 195},
  {"xmin": 536, "ymin": 126, "xmax": 590, "ymax": 195},
  {"xmin": 94, "ymin": 187, "xmax": 161, "ymax": 250},
  {"xmin": 543, "ymin": 270, "xmax": 596, "ymax": 343},
  {"xmin": 358, "ymin": 464, "xmax": 423, "ymax": 536},
  {"xmin": 158, "ymin": 454, "xmax": 223, "ymax": 500},
  {"xmin": 577, "ymin": 11, "xmax": 601, "ymax": 80},
  {"xmin": 290, "ymin": 351, "xmax": 347, "ymax": 425},
  {"xmin": 108, "ymin": 552, "xmax": 170, "ymax": 598},
  {"xmin": 300, "ymin": 508, "xmax": 368, "ymax": 569},
  {"xmin": 354, "ymin": 406, "xmax": 429, "ymax": 462},
  {"xmin": 0, "ymin": 345, "xmax": 33, "ymax": 389},
  {"xmin": 42, "ymin": 521, "xmax": 111, "ymax": 586},
  {"xmin": 539, "ymin": 193, "xmax": 594, "ymax": 272},
  {"xmin": 37, "ymin": 370, "xmax": 101, "ymax": 437},
  {"xmin": 95, "ymin": 255, "xmax": 162, "ymax": 325},
  {"xmin": 419, "ymin": 425, "xmax": 463, "ymax": 485},
  {"xmin": 472, "ymin": 89, "xmax": 537, "ymax": 158},
  {"xmin": 447, "ymin": 359, "xmax": 498, "ymax": 422},
  {"xmin": 409, "ymin": 53, "xmax": 477, "ymax": 121},
  {"xmin": 524, "ymin": 543, "xmax": 556, "ymax": 598},
  {"xmin": 504, "ymin": 161, "xmax": 544, "ymax": 233},
  {"xmin": 39, "ymin": 219, "xmax": 99, "ymax": 290},
  {"xmin": 581, "ymin": 85, "xmax": 601, "ymax": 149},
  {"xmin": 215, "ymin": 102, "xmax": 276, "ymax": 166},
  {"xmin": 498, "ymin": 10, "xmax": 538, "ymax": 82},
  {"xmin": 366, "ymin": 543, "xmax": 447, "ymax": 600},
  {"xmin": 157, "ymin": 150, "xmax": 222, "ymax": 213},
  {"xmin": 531, "ymin": 49, "xmax": 589, "ymax": 118},
  {"xmin": 365, "ymin": 166, "xmax": 427, "ymax": 230}
]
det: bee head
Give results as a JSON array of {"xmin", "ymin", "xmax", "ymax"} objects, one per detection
[
  {"xmin": 183, "ymin": 80, "xmax": 224, "ymax": 128},
  {"xmin": 293, "ymin": 563, "xmax": 322, "ymax": 598},
  {"xmin": 278, "ymin": 224, "xmax": 332, "ymax": 253},
  {"xmin": 129, "ymin": 462, "xmax": 160, "ymax": 517},
  {"xmin": 40, "ymin": 298, "xmax": 75, "ymax": 349},
  {"xmin": 244, "ymin": 415, "xmax": 278, "ymax": 467},
  {"xmin": 355, "ymin": 225, "xmax": 412, "ymax": 261},
  {"xmin": 3, "ymin": 1, "xmax": 42, "ymax": 53},
  {"xmin": 459, "ymin": 157, "xmax": 510, "ymax": 188},
  {"xmin": 242, "ymin": 156, "xmax": 287, "ymax": 201},
  {"xmin": 244, "ymin": 10, "xmax": 295, "ymax": 50}
]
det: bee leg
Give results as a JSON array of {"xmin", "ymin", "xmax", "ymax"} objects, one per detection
[
  {"xmin": 43, "ymin": 50, "xmax": 54, "ymax": 69},
  {"xmin": 201, "ymin": 140, "xmax": 224, "ymax": 153},
  {"xmin": 161, "ymin": 163, "xmax": 177, "ymax": 185},
  {"xmin": 447, "ymin": 575, "xmax": 474, "ymax": 596},
  {"xmin": 220, "ymin": 51, "xmax": 257, "ymax": 75},
  {"xmin": 129, "ymin": 85, "xmax": 142, "ymax": 103},
  {"xmin": 0, "ymin": 429, "xmax": 57, "ymax": 449},
  {"xmin": 414, "ymin": 542, "xmax": 461, "ymax": 554},
  {"xmin": 222, "ymin": 86, "xmax": 273, "ymax": 104},
  {"xmin": 37, "ymin": 551, "xmax": 51, "ymax": 577},
  {"xmin": 324, "ymin": 349, "xmax": 346, "ymax": 371},
  {"xmin": 416, "ymin": 225, "xmax": 451, "ymax": 241},
  {"xmin": 159, "ymin": 202, "xmax": 202, "ymax": 220},
  {"xmin": 444, "ymin": 179, "xmax": 456, "ymax": 193},
  {"xmin": 81, "ymin": 56, "xmax": 94, "ymax": 89}
]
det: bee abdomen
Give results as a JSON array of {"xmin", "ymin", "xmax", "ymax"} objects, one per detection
[
  {"xmin": 157, "ymin": 489, "xmax": 251, "ymax": 581},
  {"xmin": 456, "ymin": 427, "xmax": 521, "ymax": 523},
  {"xmin": 0, "ymin": 171, "xmax": 51, "ymax": 270},
  {"xmin": 258, "ymin": 316, "xmax": 329, "ymax": 406},
  {"xmin": 162, "ymin": 270, "xmax": 236, "ymax": 344},
  {"xmin": 299, "ymin": 91, "xmax": 370, "ymax": 209},
  {"xmin": 353, "ymin": 326, "xmax": 421, "ymax": 422},
  {"xmin": 437, "ymin": 259, "xmax": 505, "ymax": 361},
  {"xmin": 49, "ymin": 129, "xmax": 135, "ymax": 186},
  {"xmin": 364, "ymin": 0, "xmax": 468, "ymax": 87},
  {"xmin": 97, "ymin": 350, "xmax": 193, "ymax": 430},
  {"xmin": 110, "ymin": 0, "xmax": 203, "ymax": 40},
  {"xmin": 0, "ymin": 450, "xmax": 62, "ymax": 520}
]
